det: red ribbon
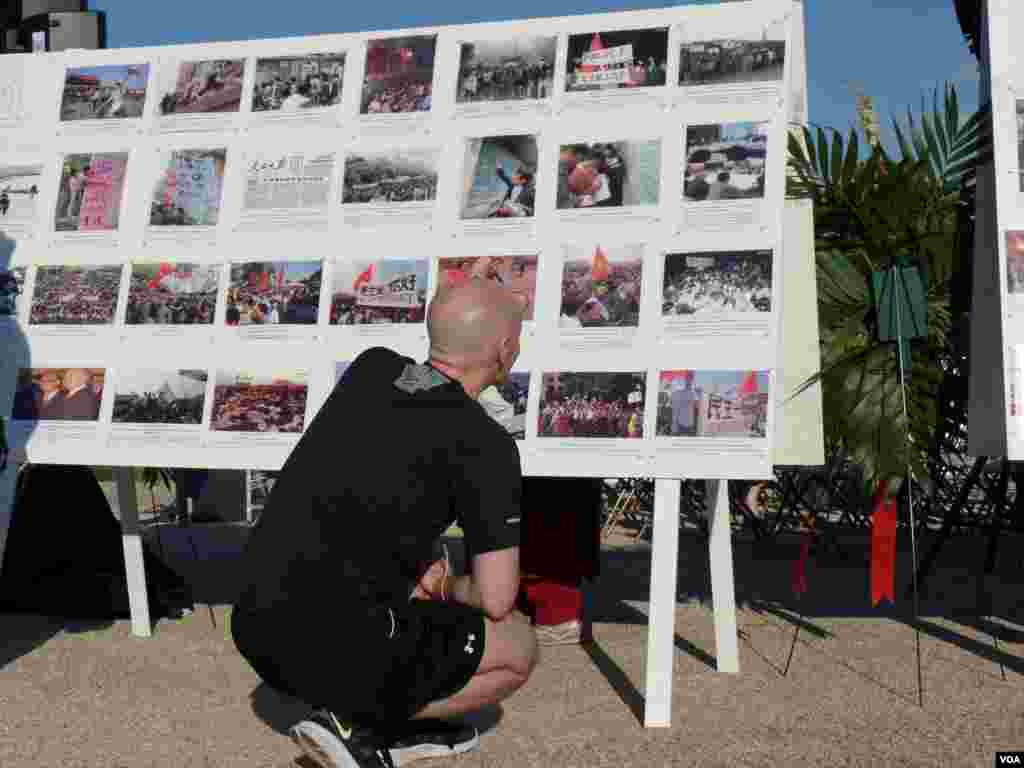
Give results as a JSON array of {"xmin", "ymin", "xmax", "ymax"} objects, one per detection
[
  {"xmin": 871, "ymin": 490, "xmax": 898, "ymax": 606},
  {"xmin": 792, "ymin": 532, "xmax": 811, "ymax": 597}
]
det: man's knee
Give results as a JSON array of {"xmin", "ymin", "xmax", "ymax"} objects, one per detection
[{"xmin": 499, "ymin": 610, "xmax": 539, "ymax": 682}]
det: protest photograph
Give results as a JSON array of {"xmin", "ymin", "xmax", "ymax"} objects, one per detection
[
  {"xmin": 461, "ymin": 135, "xmax": 537, "ymax": 219},
  {"xmin": 330, "ymin": 258, "xmax": 428, "ymax": 325},
  {"xmin": 678, "ymin": 21, "xmax": 786, "ymax": 86},
  {"xmin": 59, "ymin": 64, "xmax": 149, "ymax": 121},
  {"xmin": 245, "ymin": 151, "xmax": 334, "ymax": 212},
  {"xmin": 662, "ymin": 250, "xmax": 772, "ymax": 315},
  {"xmin": 456, "ymin": 37, "xmax": 556, "ymax": 103},
  {"xmin": 226, "ymin": 261, "xmax": 322, "ymax": 326},
  {"xmin": 11, "ymin": 367, "xmax": 105, "ymax": 422},
  {"xmin": 112, "ymin": 369, "xmax": 207, "ymax": 426},
  {"xmin": 656, "ymin": 369, "xmax": 769, "ymax": 438},
  {"xmin": 210, "ymin": 370, "xmax": 309, "ymax": 434},
  {"xmin": 565, "ymin": 28, "xmax": 669, "ymax": 92},
  {"xmin": 0, "ymin": 267, "xmax": 25, "ymax": 317},
  {"xmin": 557, "ymin": 140, "xmax": 660, "ymax": 210},
  {"xmin": 126, "ymin": 263, "xmax": 219, "ymax": 325},
  {"xmin": 482, "ymin": 372, "xmax": 530, "ymax": 439},
  {"xmin": 341, "ymin": 148, "xmax": 439, "ymax": 205},
  {"xmin": 560, "ymin": 244, "xmax": 643, "ymax": 328},
  {"xmin": 538, "ymin": 372, "xmax": 646, "ymax": 438},
  {"xmin": 438, "ymin": 255, "xmax": 538, "ymax": 321},
  {"xmin": 0, "ymin": 163, "xmax": 41, "ymax": 225},
  {"xmin": 54, "ymin": 153, "xmax": 129, "ymax": 232},
  {"xmin": 252, "ymin": 53, "xmax": 345, "ymax": 112},
  {"xmin": 158, "ymin": 59, "xmax": 245, "ymax": 115},
  {"xmin": 1006, "ymin": 231, "xmax": 1024, "ymax": 293},
  {"xmin": 29, "ymin": 265, "xmax": 122, "ymax": 325},
  {"xmin": 149, "ymin": 149, "xmax": 227, "ymax": 227},
  {"xmin": 684, "ymin": 122, "xmax": 769, "ymax": 202},
  {"xmin": 361, "ymin": 36, "xmax": 436, "ymax": 114}
]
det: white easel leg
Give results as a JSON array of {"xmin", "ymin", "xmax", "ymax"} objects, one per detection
[
  {"xmin": 707, "ymin": 479, "xmax": 739, "ymax": 673},
  {"xmin": 115, "ymin": 467, "xmax": 152, "ymax": 638},
  {"xmin": 644, "ymin": 478, "xmax": 681, "ymax": 728},
  {"xmin": 0, "ymin": 462, "xmax": 18, "ymax": 575}
]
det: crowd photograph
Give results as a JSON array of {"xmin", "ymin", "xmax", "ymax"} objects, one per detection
[
  {"xmin": 438, "ymin": 255, "xmax": 538, "ymax": 321},
  {"xmin": 252, "ymin": 53, "xmax": 345, "ymax": 112},
  {"xmin": 462, "ymin": 135, "xmax": 537, "ymax": 219},
  {"xmin": 29, "ymin": 265, "xmax": 122, "ymax": 325},
  {"xmin": 1007, "ymin": 231, "xmax": 1024, "ymax": 293},
  {"xmin": 226, "ymin": 261, "xmax": 322, "ymax": 326},
  {"xmin": 11, "ymin": 367, "xmax": 105, "ymax": 422},
  {"xmin": 54, "ymin": 153, "xmax": 129, "ymax": 232},
  {"xmin": 557, "ymin": 140, "xmax": 661, "ymax": 210},
  {"xmin": 330, "ymin": 258, "xmax": 428, "ymax": 325},
  {"xmin": 159, "ymin": 59, "xmax": 245, "ymax": 115},
  {"xmin": 210, "ymin": 370, "xmax": 308, "ymax": 433},
  {"xmin": 59, "ymin": 64, "xmax": 149, "ymax": 121},
  {"xmin": 565, "ymin": 28, "xmax": 669, "ymax": 92},
  {"xmin": 538, "ymin": 372, "xmax": 646, "ymax": 438},
  {"xmin": 0, "ymin": 163, "xmax": 41, "ymax": 223},
  {"xmin": 684, "ymin": 122, "xmax": 769, "ymax": 202},
  {"xmin": 0, "ymin": 267, "xmax": 25, "ymax": 317},
  {"xmin": 656, "ymin": 369, "xmax": 769, "ymax": 438},
  {"xmin": 662, "ymin": 249, "xmax": 772, "ymax": 315},
  {"xmin": 560, "ymin": 244, "xmax": 643, "ymax": 328},
  {"xmin": 126, "ymin": 263, "xmax": 219, "ymax": 325},
  {"xmin": 341, "ymin": 148, "xmax": 439, "ymax": 205},
  {"xmin": 360, "ymin": 36, "xmax": 436, "ymax": 114},
  {"xmin": 112, "ymin": 369, "xmax": 207, "ymax": 426},
  {"xmin": 456, "ymin": 37, "xmax": 556, "ymax": 103},
  {"xmin": 678, "ymin": 23, "xmax": 787, "ymax": 86},
  {"xmin": 149, "ymin": 149, "xmax": 227, "ymax": 227}
]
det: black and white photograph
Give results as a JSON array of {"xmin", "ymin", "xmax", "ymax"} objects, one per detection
[
  {"xmin": 456, "ymin": 37, "xmax": 556, "ymax": 103},
  {"xmin": 0, "ymin": 163, "xmax": 42, "ymax": 228},
  {"xmin": 462, "ymin": 135, "xmax": 537, "ymax": 219},
  {"xmin": 150, "ymin": 149, "xmax": 227, "ymax": 227},
  {"xmin": 126, "ymin": 263, "xmax": 219, "ymax": 325},
  {"xmin": 565, "ymin": 28, "xmax": 669, "ymax": 92},
  {"xmin": 361, "ymin": 36, "xmax": 436, "ymax": 114},
  {"xmin": 330, "ymin": 258, "xmax": 428, "ymax": 325},
  {"xmin": 342, "ymin": 148, "xmax": 439, "ymax": 205},
  {"xmin": 656, "ymin": 370, "xmax": 769, "ymax": 438},
  {"xmin": 54, "ymin": 153, "xmax": 129, "ymax": 232},
  {"xmin": 0, "ymin": 266, "xmax": 25, "ymax": 318},
  {"xmin": 538, "ymin": 372, "xmax": 646, "ymax": 438},
  {"xmin": 11, "ymin": 368, "xmax": 106, "ymax": 422},
  {"xmin": 480, "ymin": 373, "xmax": 530, "ymax": 439},
  {"xmin": 60, "ymin": 64, "xmax": 149, "ymax": 121},
  {"xmin": 662, "ymin": 250, "xmax": 772, "ymax": 315},
  {"xmin": 684, "ymin": 122, "xmax": 769, "ymax": 202},
  {"xmin": 560, "ymin": 244, "xmax": 643, "ymax": 328},
  {"xmin": 252, "ymin": 53, "xmax": 345, "ymax": 112},
  {"xmin": 112, "ymin": 369, "xmax": 207, "ymax": 425},
  {"xmin": 29, "ymin": 265, "xmax": 122, "ymax": 325},
  {"xmin": 245, "ymin": 151, "xmax": 334, "ymax": 213},
  {"xmin": 557, "ymin": 141, "xmax": 660, "ymax": 210},
  {"xmin": 211, "ymin": 370, "xmax": 309, "ymax": 433},
  {"xmin": 678, "ymin": 21, "xmax": 786, "ymax": 87},
  {"xmin": 158, "ymin": 59, "xmax": 245, "ymax": 115},
  {"xmin": 226, "ymin": 262, "xmax": 322, "ymax": 326}
]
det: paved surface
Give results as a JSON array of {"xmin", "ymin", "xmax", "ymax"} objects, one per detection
[{"xmin": 1, "ymin": 527, "xmax": 1023, "ymax": 767}]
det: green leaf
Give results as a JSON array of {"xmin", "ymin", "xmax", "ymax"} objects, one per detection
[
  {"xmin": 842, "ymin": 129, "xmax": 860, "ymax": 187},
  {"xmin": 831, "ymin": 129, "xmax": 845, "ymax": 194},
  {"xmin": 817, "ymin": 126, "xmax": 831, "ymax": 183}
]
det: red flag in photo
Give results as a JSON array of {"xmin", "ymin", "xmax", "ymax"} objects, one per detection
[
  {"xmin": 148, "ymin": 262, "xmax": 175, "ymax": 290},
  {"xmin": 589, "ymin": 34, "xmax": 606, "ymax": 52},
  {"xmin": 259, "ymin": 271, "xmax": 270, "ymax": 292},
  {"xmin": 352, "ymin": 263, "xmax": 374, "ymax": 292},
  {"xmin": 740, "ymin": 371, "xmax": 759, "ymax": 395},
  {"xmin": 592, "ymin": 245, "xmax": 610, "ymax": 283},
  {"xmin": 870, "ymin": 489, "xmax": 897, "ymax": 606},
  {"xmin": 792, "ymin": 532, "xmax": 812, "ymax": 597}
]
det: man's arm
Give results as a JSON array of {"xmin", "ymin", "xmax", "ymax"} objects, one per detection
[{"xmin": 450, "ymin": 547, "xmax": 520, "ymax": 621}]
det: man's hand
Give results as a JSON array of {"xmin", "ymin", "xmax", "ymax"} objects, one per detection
[{"xmin": 411, "ymin": 557, "xmax": 450, "ymax": 601}]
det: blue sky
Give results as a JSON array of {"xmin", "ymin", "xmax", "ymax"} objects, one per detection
[{"xmin": 99, "ymin": 0, "xmax": 979, "ymax": 151}]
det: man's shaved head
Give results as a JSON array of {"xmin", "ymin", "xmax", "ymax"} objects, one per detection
[{"xmin": 427, "ymin": 278, "xmax": 523, "ymax": 370}]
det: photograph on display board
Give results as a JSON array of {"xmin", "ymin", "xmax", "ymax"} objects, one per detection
[
  {"xmin": 480, "ymin": 372, "xmax": 530, "ymax": 439},
  {"xmin": 662, "ymin": 250, "xmax": 772, "ymax": 315},
  {"xmin": 246, "ymin": 151, "xmax": 335, "ymax": 212},
  {"xmin": 0, "ymin": 266, "xmax": 25, "ymax": 318},
  {"xmin": 112, "ymin": 369, "xmax": 207, "ymax": 425},
  {"xmin": 59, "ymin": 64, "xmax": 149, "ymax": 121},
  {"xmin": 29, "ymin": 265, "xmax": 121, "ymax": 325},
  {"xmin": 560, "ymin": 244, "xmax": 642, "ymax": 328},
  {"xmin": 158, "ymin": 59, "xmax": 246, "ymax": 115},
  {"xmin": 334, "ymin": 361, "xmax": 352, "ymax": 385},
  {"xmin": 683, "ymin": 122, "xmax": 769, "ymax": 202},
  {"xmin": 564, "ymin": 28, "xmax": 669, "ymax": 93},
  {"xmin": 461, "ymin": 135, "xmax": 537, "ymax": 219},
  {"xmin": 11, "ymin": 367, "xmax": 105, "ymax": 422},
  {"xmin": 341, "ymin": 148, "xmax": 439, "ymax": 204},
  {"xmin": 456, "ymin": 37, "xmax": 556, "ymax": 103},
  {"xmin": 678, "ymin": 22, "xmax": 786, "ymax": 87},
  {"xmin": 656, "ymin": 369, "xmax": 769, "ymax": 438},
  {"xmin": 226, "ymin": 261, "xmax": 322, "ymax": 326},
  {"xmin": 1017, "ymin": 101, "xmax": 1024, "ymax": 193},
  {"xmin": 252, "ymin": 53, "xmax": 345, "ymax": 112},
  {"xmin": 0, "ymin": 163, "xmax": 42, "ymax": 226},
  {"xmin": 126, "ymin": 263, "xmax": 219, "ymax": 325},
  {"xmin": 330, "ymin": 258, "xmax": 428, "ymax": 325},
  {"xmin": 360, "ymin": 36, "xmax": 436, "ymax": 114},
  {"xmin": 210, "ymin": 369, "xmax": 309, "ymax": 433},
  {"xmin": 1006, "ymin": 231, "xmax": 1024, "ymax": 293},
  {"xmin": 54, "ymin": 153, "xmax": 129, "ymax": 232},
  {"xmin": 438, "ymin": 255, "xmax": 537, "ymax": 321},
  {"xmin": 538, "ymin": 371, "xmax": 646, "ymax": 438},
  {"xmin": 557, "ymin": 140, "xmax": 660, "ymax": 210},
  {"xmin": 149, "ymin": 149, "xmax": 226, "ymax": 227}
]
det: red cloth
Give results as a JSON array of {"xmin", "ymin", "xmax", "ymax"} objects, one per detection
[
  {"xmin": 523, "ymin": 578, "xmax": 583, "ymax": 626},
  {"xmin": 871, "ymin": 497, "xmax": 897, "ymax": 606}
]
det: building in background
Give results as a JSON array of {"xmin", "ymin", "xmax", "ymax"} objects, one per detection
[{"xmin": 2, "ymin": 1, "xmax": 106, "ymax": 54}]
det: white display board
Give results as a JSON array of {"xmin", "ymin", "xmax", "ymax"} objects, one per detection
[{"xmin": 0, "ymin": 0, "xmax": 811, "ymax": 482}]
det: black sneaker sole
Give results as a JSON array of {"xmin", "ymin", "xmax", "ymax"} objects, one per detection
[{"xmin": 389, "ymin": 731, "xmax": 479, "ymax": 766}]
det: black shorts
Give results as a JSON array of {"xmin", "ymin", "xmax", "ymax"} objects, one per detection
[{"xmin": 232, "ymin": 598, "xmax": 486, "ymax": 727}]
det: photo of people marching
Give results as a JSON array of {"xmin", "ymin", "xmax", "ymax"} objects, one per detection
[
  {"xmin": 662, "ymin": 250, "xmax": 772, "ymax": 315},
  {"xmin": 341, "ymin": 149, "xmax": 439, "ymax": 205},
  {"xmin": 112, "ymin": 369, "xmax": 207, "ymax": 425},
  {"xmin": 684, "ymin": 122, "xmax": 769, "ymax": 202},
  {"xmin": 126, "ymin": 263, "xmax": 219, "ymax": 325},
  {"xmin": 539, "ymin": 372, "xmax": 646, "ymax": 438},
  {"xmin": 0, "ymin": 164, "xmax": 41, "ymax": 225},
  {"xmin": 656, "ymin": 370, "xmax": 769, "ymax": 438},
  {"xmin": 461, "ymin": 135, "xmax": 537, "ymax": 219},
  {"xmin": 149, "ymin": 149, "xmax": 226, "ymax": 227},
  {"xmin": 560, "ymin": 244, "xmax": 643, "ymax": 328},
  {"xmin": 479, "ymin": 372, "xmax": 530, "ymax": 439},
  {"xmin": 159, "ymin": 59, "xmax": 245, "ymax": 115},
  {"xmin": 0, "ymin": 267, "xmax": 25, "ymax": 317},
  {"xmin": 557, "ymin": 141, "xmax": 660, "ymax": 210},
  {"xmin": 11, "ymin": 368, "xmax": 105, "ymax": 422},
  {"xmin": 59, "ymin": 64, "xmax": 149, "ymax": 121},
  {"xmin": 456, "ymin": 37, "xmax": 556, "ymax": 103},
  {"xmin": 54, "ymin": 153, "xmax": 129, "ymax": 232},
  {"xmin": 438, "ymin": 255, "xmax": 537, "ymax": 321},
  {"xmin": 226, "ymin": 261, "xmax": 321, "ymax": 326},
  {"xmin": 252, "ymin": 53, "xmax": 345, "ymax": 112},
  {"xmin": 29, "ymin": 265, "xmax": 122, "ymax": 325},
  {"xmin": 210, "ymin": 370, "xmax": 308, "ymax": 433},
  {"xmin": 361, "ymin": 36, "xmax": 436, "ymax": 114},
  {"xmin": 330, "ymin": 258, "xmax": 427, "ymax": 325},
  {"xmin": 565, "ymin": 28, "xmax": 669, "ymax": 92},
  {"xmin": 678, "ymin": 21, "xmax": 786, "ymax": 87}
]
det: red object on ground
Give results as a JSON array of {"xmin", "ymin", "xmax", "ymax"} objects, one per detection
[
  {"xmin": 792, "ymin": 532, "xmax": 811, "ymax": 597},
  {"xmin": 523, "ymin": 578, "xmax": 583, "ymax": 626},
  {"xmin": 871, "ymin": 497, "xmax": 897, "ymax": 606}
]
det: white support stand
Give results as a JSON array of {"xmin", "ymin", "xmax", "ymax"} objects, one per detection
[
  {"xmin": 707, "ymin": 479, "xmax": 740, "ymax": 674},
  {"xmin": 0, "ymin": 462, "xmax": 18, "ymax": 576},
  {"xmin": 115, "ymin": 467, "xmax": 152, "ymax": 638},
  {"xmin": 643, "ymin": 478, "xmax": 681, "ymax": 727}
]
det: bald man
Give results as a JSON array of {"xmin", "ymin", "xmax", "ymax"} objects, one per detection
[{"xmin": 232, "ymin": 277, "xmax": 536, "ymax": 768}]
